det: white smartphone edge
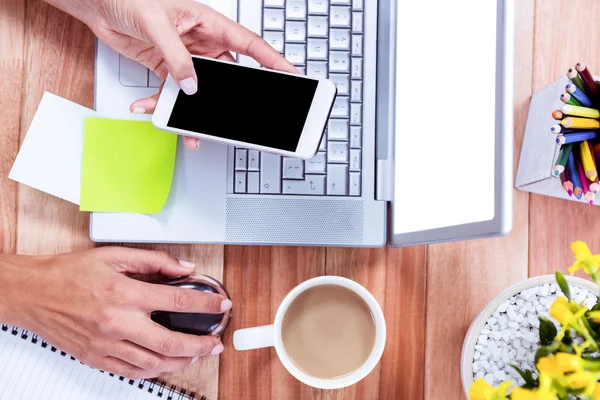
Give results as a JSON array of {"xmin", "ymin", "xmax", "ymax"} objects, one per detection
[{"xmin": 152, "ymin": 55, "xmax": 337, "ymax": 160}]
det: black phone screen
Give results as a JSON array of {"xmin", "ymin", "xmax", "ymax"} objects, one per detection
[{"xmin": 167, "ymin": 57, "xmax": 319, "ymax": 152}]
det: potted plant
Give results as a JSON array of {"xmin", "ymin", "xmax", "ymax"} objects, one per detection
[{"xmin": 462, "ymin": 241, "xmax": 600, "ymax": 399}]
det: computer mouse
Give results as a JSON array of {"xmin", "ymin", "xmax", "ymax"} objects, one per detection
[{"xmin": 150, "ymin": 276, "xmax": 232, "ymax": 337}]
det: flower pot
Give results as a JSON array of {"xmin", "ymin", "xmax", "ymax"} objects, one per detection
[{"xmin": 460, "ymin": 275, "xmax": 598, "ymax": 398}]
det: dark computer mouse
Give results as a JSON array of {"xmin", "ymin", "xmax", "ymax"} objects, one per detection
[{"xmin": 150, "ymin": 276, "xmax": 232, "ymax": 337}]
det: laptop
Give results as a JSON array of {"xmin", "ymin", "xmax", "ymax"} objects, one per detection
[{"xmin": 91, "ymin": 0, "xmax": 514, "ymax": 247}]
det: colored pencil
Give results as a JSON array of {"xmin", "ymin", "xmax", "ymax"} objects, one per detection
[
  {"xmin": 568, "ymin": 152, "xmax": 583, "ymax": 199},
  {"xmin": 576, "ymin": 153, "xmax": 595, "ymax": 204},
  {"xmin": 551, "ymin": 124, "xmax": 582, "ymax": 135},
  {"xmin": 560, "ymin": 167, "xmax": 573, "ymax": 197},
  {"xmin": 568, "ymin": 67, "xmax": 588, "ymax": 95},
  {"xmin": 554, "ymin": 143, "xmax": 573, "ymax": 176},
  {"xmin": 590, "ymin": 154, "xmax": 600, "ymax": 193},
  {"xmin": 566, "ymin": 83, "xmax": 593, "ymax": 107},
  {"xmin": 580, "ymin": 140, "xmax": 597, "ymax": 180},
  {"xmin": 561, "ymin": 92, "xmax": 582, "ymax": 106},
  {"xmin": 576, "ymin": 62, "xmax": 600, "ymax": 98},
  {"xmin": 561, "ymin": 117, "xmax": 600, "ymax": 130},
  {"xmin": 552, "ymin": 110, "xmax": 564, "ymax": 120},
  {"xmin": 556, "ymin": 131, "xmax": 597, "ymax": 145},
  {"xmin": 561, "ymin": 104, "xmax": 600, "ymax": 119}
]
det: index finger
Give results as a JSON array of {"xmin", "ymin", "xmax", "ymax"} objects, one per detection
[
  {"xmin": 212, "ymin": 12, "xmax": 297, "ymax": 73},
  {"xmin": 130, "ymin": 281, "xmax": 231, "ymax": 314}
]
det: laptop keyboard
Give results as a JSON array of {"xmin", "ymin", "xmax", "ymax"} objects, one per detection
[
  {"xmin": 233, "ymin": 0, "xmax": 364, "ymax": 196},
  {"xmin": 116, "ymin": 0, "xmax": 365, "ymax": 197}
]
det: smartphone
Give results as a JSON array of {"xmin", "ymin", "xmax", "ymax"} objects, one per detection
[{"xmin": 153, "ymin": 56, "xmax": 338, "ymax": 159}]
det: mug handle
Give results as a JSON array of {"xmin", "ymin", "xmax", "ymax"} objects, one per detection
[{"xmin": 233, "ymin": 325, "xmax": 275, "ymax": 350}]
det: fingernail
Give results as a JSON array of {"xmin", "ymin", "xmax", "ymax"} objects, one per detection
[
  {"xmin": 191, "ymin": 356, "xmax": 199, "ymax": 364},
  {"xmin": 211, "ymin": 344, "xmax": 224, "ymax": 355},
  {"xmin": 193, "ymin": 139, "xmax": 200, "ymax": 150},
  {"xmin": 178, "ymin": 259, "xmax": 196, "ymax": 269},
  {"xmin": 220, "ymin": 299, "xmax": 233, "ymax": 312},
  {"xmin": 131, "ymin": 107, "xmax": 146, "ymax": 114},
  {"xmin": 179, "ymin": 78, "xmax": 197, "ymax": 95}
]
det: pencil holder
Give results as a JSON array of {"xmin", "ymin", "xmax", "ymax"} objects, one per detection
[{"xmin": 516, "ymin": 73, "xmax": 600, "ymax": 205}]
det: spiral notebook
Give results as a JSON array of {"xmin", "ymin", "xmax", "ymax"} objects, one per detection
[{"xmin": 0, "ymin": 324, "xmax": 199, "ymax": 400}]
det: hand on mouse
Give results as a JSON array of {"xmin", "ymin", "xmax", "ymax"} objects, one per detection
[
  {"xmin": 43, "ymin": 0, "xmax": 297, "ymax": 150},
  {"xmin": 0, "ymin": 247, "xmax": 232, "ymax": 379}
]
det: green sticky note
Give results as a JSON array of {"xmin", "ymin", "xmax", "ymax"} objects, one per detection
[{"xmin": 80, "ymin": 118, "xmax": 178, "ymax": 214}]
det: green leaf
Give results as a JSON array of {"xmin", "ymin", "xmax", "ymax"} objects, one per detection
[
  {"xmin": 556, "ymin": 271, "xmax": 571, "ymax": 300},
  {"xmin": 538, "ymin": 317, "xmax": 558, "ymax": 346},
  {"xmin": 510, "ymin": 364, "xmax": 538, "ymax": 389},
  {"xmin": 582, "ymin": 313, "xmax": 599, "ymax": 339},
  {"xmin": 535, "ymin": 346, "xmax": 552, "ymax": 365}
]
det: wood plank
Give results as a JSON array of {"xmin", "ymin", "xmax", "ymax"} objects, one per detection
[
  {"xmin": 424, "ymin": 1, "xmax": 535, "ymax": 398},
  {"xmin": 323, "ymin": 247, "xmax": 426, "ymax": 400},
  {"xmin": 16, "ymin": 0, "xmax": 95, "ymax": 255},
  {"xmin": 529, "ymin": 0, "xmax": 600, "ymax": 277},
  {"xmin": 219, "ymin": 246, "xmax": 325, "ymax": 400},
  {"xmin": 0, "ymin": 0, "xmax": 26, "ymax": 254}
]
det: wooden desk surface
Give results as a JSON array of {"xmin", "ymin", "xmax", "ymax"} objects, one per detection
[{"xmin": 2, "ymin": 1, "xmax": 600, "ymax": 398}]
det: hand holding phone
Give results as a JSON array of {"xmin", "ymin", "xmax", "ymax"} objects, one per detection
[{"xmin": 152, "ymin": 56, "xmax": 337, "ymax": 159}]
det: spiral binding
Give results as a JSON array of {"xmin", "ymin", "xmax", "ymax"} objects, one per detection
[{"xmin": 1, "ymin": 324, "xmax": 200, "ymax": 400}]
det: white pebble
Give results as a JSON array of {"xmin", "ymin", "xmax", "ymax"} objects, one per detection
[
  {"xmin": 484, "ymin": 374, "xmax": 495, "ymax": 385},
  {"xmin": 494, "ymin": 370, "xmax": 506, "ymax": 381}
]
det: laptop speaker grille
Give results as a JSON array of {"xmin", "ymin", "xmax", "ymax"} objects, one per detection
[{"xmin": 225, "ymin": 198, "xmax": 364, "ymax": 245}]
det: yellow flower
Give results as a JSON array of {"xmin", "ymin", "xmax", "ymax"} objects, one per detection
[
  {"xmin": 468, "ymin": 379, "xmax": 511, "ymax": 400},
  {"xmin": 550, "ymin": 297, "xmax": 576, "ymax": 325},
  {"xmin": 589, "ymin": 310, "xmax": 600, "ymax": 323},
  {"xmin": 537, "ymin": 353, "xmax": 583, "ymax": 373},
  {"xmin": 510, "ymin": 387, "xmax": 555, "ymax": 400},
  {"xmin": 564, "ymin": 371, "xmax": 596, "ymax": 396},
  {"xmin": 569, "ymin": 241, "xmax": 600, "ymax": 275},
  {"xmin": 594, "ymin": 383, "xmax": 600, "ymax": 400}
]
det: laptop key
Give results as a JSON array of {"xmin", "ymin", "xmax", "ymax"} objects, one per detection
[
  {"xmin": 330, "ymin": 29, "xmax": 351, "ymax": 51},
  {"xmin": 352, "ymin": 12, "xmax": 363, "ymax": 33},
  {"xmin": 148, "ymin": 71, "xmax": 162, "ymax": 88},
  {"xmin": 307, "ymin": 39, "xmax": 328, "ymax": 61},
  {"xmin": 265, "ymin": 0, "xmax": 285, "ymax": 7},
  {"xmin": 247, "ymin": 172, "xmax": 260, "ymax": 194},
  {"xmin": 283, "ymin": 175, "xmax": 326, "ymax": 195},
  {"xmin": 285, "ymin": 44, "xmax": 307, "ymax": 65},
  {"xmin": 350, "ymin": 126, "xmax": 362, "ymax": 148},
  {"xmin": 248, "ymin": 150, "xmax": 260, "ymax": 171},
  {"xmin": 352, "ymin": 0, "xmax": 363, "ymax": 10},
  {"xmin": 307, "ymin": 61, "xmax": 328, "ymax": 79},
  {"xmin": 235, "ymin": 149, "xmax": 248, "ymax": 171},
  {"xmin": 260, "ymin": 153, "xmax": 282, "ymax": 193},
  {"xmin": 235, "ymin": 172, "xmax": 247, "ymax": 193},
  {"xmin": 349, "ymin": 172, "xmax": 361, "ymax": 196},
  {"xmin": 351, "ymin": 80, "xmax": 362, "ymax": 102},
  {"xmin": 264, "ymin": 9, "xmax": 285, "ymax": 30},
  {"xmin": 287, "ymin": 0, "xmax": 308, "ymax": 20},
  {"xmin": 350, "ymin": 149, "xmax": 361, "ymax": 171},
  {"xmin": 351, "ymin": 57, "xmax": 362, "ymax": 79},
  {"xmin": 331, "ymin": 0, "xmax": 350, "ymax": 4},
  {"xmin": 330, "ymin": 6, "xmax": 351, "ymax": 28},
  {"xmin": 286, "ymin": 21, "xmax": 307, "ymax": 42},
  {"xmin": 119, "ymin": 55, "xmax": 149, "ymax": 87},
  {"xmin": 329, "ymin": 73, "xmax": 350, "ymax": 95},
  {"xmin": 308, "ymin": 16, "xmax": 328, "ymax": 37},
  {"xmin": 326, "ymin": 164, "xmax": 349, "ymax": 195},
  {"xmin": 264, "ymin": 31, "xmax": 284, "ymax": 53},
  {"xmin": 331, "ymin": 97, "xmax": 350, "ymax": 118},
  {"xmin": 350, "ymin": 103, "xmax": 362, "ymax": 125},
  {"xmin": 329, "ymin": 51, "xmax": 350, "ymax": 72},
  {"xmin": 351, "ymin": 35, "xmax": 363, "ymax": 56},
  {"xmin": 308, "ymin": 0, "xmax": 329, "ymax": 15},
  {"xmin": 283, "ymin": 157, "xmax": 305, "ymax": 179},
  {"xmin": 328, "ymin": 119, "xmax": 349, "ymax": 141},
  {"xmin": 327, "ymin": 141, "xmax": 349, "ymax": 163},
  {"xmin": 305, "ymin": 152, "xmax": 327, "ymax": 174}
]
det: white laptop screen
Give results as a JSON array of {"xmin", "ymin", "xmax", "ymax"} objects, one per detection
[{"xmin": 393, "ymin": 0, "xmax": 497, "ymax": 235}]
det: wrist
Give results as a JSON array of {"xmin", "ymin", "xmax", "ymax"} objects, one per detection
[{"xmin": 0, "ymin": 255, "xmax": 39, "ymax": 327}]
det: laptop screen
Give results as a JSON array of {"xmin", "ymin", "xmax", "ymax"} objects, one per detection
[{"xmin": 393, "ymin": 0, "xmax": 498, "ymax": 235}]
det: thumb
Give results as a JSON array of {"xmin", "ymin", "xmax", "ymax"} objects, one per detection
[
  {"xmin": 142, "ymin": 12, "xmax": 197, "ymax": 95},
  {"xmin": 101, "ymin": 247, "xmax": 196, "ymax": 276}
]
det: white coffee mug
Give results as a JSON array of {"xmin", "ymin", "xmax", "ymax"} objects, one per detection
[{"xmin": 232, "ymin": 276, "xmax": 386, "ymax": 390}]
